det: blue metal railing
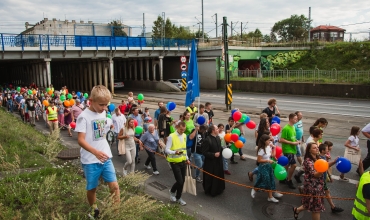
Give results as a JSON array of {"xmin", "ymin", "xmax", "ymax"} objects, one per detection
[{"xmin": 0, "ymin": 33, "xmax": 196, "ymax": 52}]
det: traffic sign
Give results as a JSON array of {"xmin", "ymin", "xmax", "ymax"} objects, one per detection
[
  {"xmin": 180, "ymin": 63, "xmax": 187, "ymax": 71},
  {"xmin": 180, "ymin": 56, "xmax": 187, "ymax": 63},
  {"xmin": 181, "ymin": 71, "xmax": 187, "ymax": 78}
]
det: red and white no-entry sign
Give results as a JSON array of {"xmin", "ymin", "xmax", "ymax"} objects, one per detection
[
  {"xmin": 181, "ymin": 63, "xmax": 187, "ymax": 71},
  {"xmin": 180, "ymin": 56, "xmax": 187, "ymax": 63}
]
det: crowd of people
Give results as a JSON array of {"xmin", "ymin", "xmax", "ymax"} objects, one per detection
[{"xmin": 1, "ymin": 83, "xmax": 370, "ymax": 220}]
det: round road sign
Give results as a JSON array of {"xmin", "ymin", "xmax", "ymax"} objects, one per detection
[
  {"xmin": 180, "ymin": 56, "xmax": 187, "ymax": 63},
  {"xmin": 181, "ymin": 71, "xmax": 187, "ymax": 78},
  {"xmin": 180, "ymin": 63, "xmax": 187, "ymax": 71}
]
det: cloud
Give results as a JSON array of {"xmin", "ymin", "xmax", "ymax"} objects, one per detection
[{"xmin": 0, "ymin": 0, "xmax": 368, "ymax": 40}]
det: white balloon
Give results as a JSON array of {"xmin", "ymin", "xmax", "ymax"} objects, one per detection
[{"xmin": 222, "ymin": 148, "xmax": 233, "ymax": 159}]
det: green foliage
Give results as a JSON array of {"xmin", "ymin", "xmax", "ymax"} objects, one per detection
[
  {"xmin": 110, "ymin": 20, "xmax": 128, "ymax": 37},
  {"xmin": 152, "ymin": 16, "xmax": 196, "ymax": 39},
  {"xmin": 266, "ymin": 51, "xmax": 307, "ymax": 69},
  {"xmin": 286, "ymin": 42, "xmax": 370, "ymax": 70},
  {"xmin": 271, "ymin": 14, "xmax": 310, "ymax": 41}
]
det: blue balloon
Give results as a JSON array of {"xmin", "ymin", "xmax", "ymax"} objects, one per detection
[
  {"xmin": 243, "ymin": 115, "xmax": 251, "ymax": 124},
  {"xmin": 277, "ymin": 156, "xmax": 289, "ymax": 166},
  {"xmin": 76, "ymin": 92, "xmax": 81, "ymax": 97},
  {"xmin": 108, "ymin": 103, "xmax": 115, "ymax": 112},
  {"xmin": 197, "ymin": 116, "xmax": 206, "ymax": 125},
  {"xmin": 167, "ymin": 102, "xmax": 176, "ymax": 111},
  {"xmin": 231, "ymin": 109, "xmax": 238, "ymax": 116},
  {"xmin": 272, "ymin": 116, "xmax": 280, "ymax": 124},
  {"xmin": 336, "ymin": 157, "xmax": 351, "ymax": 173},
  {"xmin": 239, "ymin": 136, "xmax": 246, "ymax": 144}
]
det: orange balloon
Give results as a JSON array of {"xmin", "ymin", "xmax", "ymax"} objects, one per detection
[
  {"xmin": 69, "ymin": 99, "xmax": 75, "ymax": 106},
  {"xmin": 48, "ymin": 90, "xmax": 53, "ymax": 95},
  {"xmin": 314, "ymin": 159, "xmax": 329, "ymax": 173},
  {"xmin": 64, "ymin": 100, "xmax": 70, "ymax": 107},
  {"xmin": 32, "ymin": 90, "xmax": 36, "ymax": 95},
  {"xmin": 43, "ymin": 100, "xmax": 49, "ymax": 107},
  {"xmin": 235, "ymin": 140, "xmax": 244, "ymax": 148},
  {"xmin": 224, "ymin": 133, "xmax": 232, "ymax": 143}
]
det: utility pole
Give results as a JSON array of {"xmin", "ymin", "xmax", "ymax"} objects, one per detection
[
  {"xmin": 215, "ymin": 13, "xmax": 218, "ymax": 38},
  {"xmin": 201, "ymin": 0, "xmax": 204, "ymax": 43},
  {"xmin": 241, "ymin": 22, "xmax": 243, "ymax": 40},
  {"xmin": 142, "ymin": 13, "xmax": 145, "ymax": 37},
  {"xmin": 230, "ymin": 21, "xmax": 233, "ymax": 37},
  {"xmin": 308, "ymin": 7, "xmax": 311, "ymax": 42},
  {"xmin": 223, "ymin": 17, "xmax": 231, "ymax": 110},
  {"xmin": 161, "ymin": 12, "xmax": 165, "ymax": 43}
]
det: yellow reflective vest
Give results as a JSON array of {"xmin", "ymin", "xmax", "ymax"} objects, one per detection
[
  {"xmin": 47, "ymin": 106, "xmax": 57, "ymax": 121},
  {"xmin": 186, "ymin": 106, "xmax": 197, "ymax": 119},
  {"xmin": 167, "ymin": 132, "xmax": 187, "ymax": 163},
  {"xmin": 353, "ymin": 171, "xmax": 370, "ymax": 220}
]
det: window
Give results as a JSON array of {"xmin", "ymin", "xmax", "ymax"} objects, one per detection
[
  {"xmin": 321, "ymin": 32, "xmax": 325, "ymax": 37},
  {"xmin": 330, "ymin": 32, "xmax": 338, "ymax": 37},
  {"xmin": 339, "ymin": 32, "xmax": 343, "ymax": 37},
  {"xmin": 313, "ymin": 33, "xmax": 318, "ymax": 38},
  {"xmin": 58, "ymin": 24, "xmax": 62, "ymax": 28}
]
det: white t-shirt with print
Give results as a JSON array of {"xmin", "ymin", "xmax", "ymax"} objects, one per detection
[
  {"xmin": 258, "ymin": 145, "xmax": 272, "ymax": 160},
  {"xmin": 362, "ymin": 123, "xmax": 370, "ymax": 140},
  {"xmin": 75, "ymin": 108, "xmax": 113, "ymax": 164},
  {"xmin": 348, "ymin": 135, "xmax": 359, "ymax": 147},
  {"xmin": 112, "ymin": 113, "xmax": 126, "ymax": 134}
]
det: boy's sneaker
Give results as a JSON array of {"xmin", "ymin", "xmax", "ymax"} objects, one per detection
[
  {"xmin": 273, "ymin": 192, "xmax": 283, "ymax": 198},
  {"xmin": 195, "ymin": 176, "xmax": 203, "ymax": 183},
  {"xmin": 144, "ymin": 164, "xmax": 152, "ymax": 170},
  {"xmin": 153, "ymin": 170, "xmax": 159, "ymax": 175},
  {"xmin": 87, "ymin": 207, "xmax": 100, "ymax": 219},
  {"xmin": 294, "ymin": 175, "xmax": 302, "ymax": 183},
  {"xmin": 279, "ymin": 179, "xmax": 287, "ymax": 184},
  {"xmin": 251, "ymin": 189, "xmax": 256, "ymax": 198},
  {"xmin": 230, "ymin": 161, "xmax": 238, "ymax": 164},
  {"xmin": 287, "ymin": 180, "xmax": 296, "ymax": 189},
  {"xmin": 176, "ymin": 198, "xmax": 187, "ymax": 206},
  {"xmin": 123, "ymin": 169, "xmax": 128, "ymax": 176},
  {"xmin": 169, "ymin": 189, "xmax": 176, "ymax": 202},
  {"xmin": 267, "ymin": 197, "xmax": 279, "ymax": 203},
  {"xmin": 331, "ymin": 206, "xmax": 344, "ymax": 213}
]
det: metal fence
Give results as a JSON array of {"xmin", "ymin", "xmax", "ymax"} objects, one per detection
[
  {"xmin": 235, "ymin": 68, "xmax": 370, "ymax": 84},
  {"xmin": 0, "ymin": 33, "xmax": 195, "ymax": 51}
]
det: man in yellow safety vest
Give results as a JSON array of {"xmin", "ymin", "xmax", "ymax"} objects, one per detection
[
  {"xmin": 46, "ymin": 101, "xmax": 59, "ymax": 135},
  {"xmin": 186, "ymin": 102, "xmax": 197, "ymax": 120},
  {"xmin": 165, "ymin": 121, "xmax": 190, "ymax": 206},
  {"xmin": 353, "ymin": 171, "xmax": 370, "ymax": 220}
]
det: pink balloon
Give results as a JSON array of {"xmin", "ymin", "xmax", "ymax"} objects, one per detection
[
  {"xmin": 246, "ymin": 120, "xmax": 256, "ymax": 129},
  {"xmin": 275, "ymin": 147, "xmax": 283, "ymax": 159},
  {"xmin": 232, "ymin": 111, "xmax": 242, "ymax": 121},
  {"xmin": 270, "ymin": 123, "xmax": 281, "ymax": 136}
]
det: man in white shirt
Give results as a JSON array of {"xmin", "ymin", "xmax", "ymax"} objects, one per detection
[
  {"xmin": 112, "ymin": 108, "xmax": 126, "ymax": 156},
  {"xmin": 359, "ymin": 123, "xmax": 370, "ymax": 172}
]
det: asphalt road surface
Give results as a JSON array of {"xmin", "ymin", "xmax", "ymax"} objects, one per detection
[{"xmin": 26, "ymin": 90, "xmax": 370, "ymax": 220}]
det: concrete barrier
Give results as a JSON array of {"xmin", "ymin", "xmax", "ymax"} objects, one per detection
[{"xmin": 217, "ymin": 80, "xmax": 370, "ymax": 99}]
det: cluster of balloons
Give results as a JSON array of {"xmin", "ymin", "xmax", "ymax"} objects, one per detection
[
  {"xmin": 231, "ymin": 109, "xmax": 256, "ymax": 130},
  {"xmin": 223, "ymin": 128, "xmax": 246, "ymax": 154}
]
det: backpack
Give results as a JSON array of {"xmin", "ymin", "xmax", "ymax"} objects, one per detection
[{"xmin": 106, "ymin": 130, "xmax": 115, "ymax": 145}]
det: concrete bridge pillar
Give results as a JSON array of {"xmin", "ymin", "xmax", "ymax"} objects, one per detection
[
  {"xmin": 108, "ymin": 58, "xmax": 114, "ymax": 94},
  {"xmin": 145, "ymin": 59, "xmax": 150, "ymax": 81},
  {"xmin": 45, "ymin": 58, "xmax": 51, "ymax": 87},
  {"xmin": 92, "ymin": 62, "xmax": 97, "ymax": 87},
  {"xmin": 88, "ymin": 62, "xmax": 93, "ymax": 91},
  {"xmin": 134, "ymin": 59, "xmax": 138, "ymax": 80},
  {"xmin": 79, "ymin": 63, "xmax": 84, "ymax": 91},
  {"xmin": 103, "ymin": 62, "xmax": 109, "ymax": 89},
  {"xmin": 159, "ymin": 56, "xmax": 163, "ymax": 82},
  {"xmin": 98, "ymin": 61, "xmax": 103, "ymax": 85},
  {"xmin": 139, "ymin": 59, "xmax": 143, "ymax": 81}
]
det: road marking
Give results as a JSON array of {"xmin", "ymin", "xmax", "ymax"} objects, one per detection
[{"xmin": 239, "ymin": 154, "xmax": 359, "ymax": 185}]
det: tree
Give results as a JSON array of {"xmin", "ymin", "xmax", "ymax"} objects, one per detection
[
  {"xmin": 271, "ymin": 14, "xmax": 310, "ymax": 41},
  {"xmin": 262, "ymin": 34, "xmax": 271, "ymax": 42},
  {"xmin": 195, "ymin": 30, "xmax": 209, "ymax": 40},
  {"xmin": 270, "ymin": 32, "xmax": 278, "ymax": 42},
  {"xmin": 254, "ymin": 28, "xmax": 263, "ymax": 39},
  {"xmin": 152, "ymin": 16, "xmax": 164, "ymax": 38},
  {"xmin": 152, "ymin": 16, "xmax": 195, "ymax": 39},
  {"xmin": 110, "ymin": 20, "xmax": 127, "ymax": 36}
]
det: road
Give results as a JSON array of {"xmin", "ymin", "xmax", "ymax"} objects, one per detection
[{"xmin": 29, "ymin": 90, "xmax": 370, "ymax": 220}]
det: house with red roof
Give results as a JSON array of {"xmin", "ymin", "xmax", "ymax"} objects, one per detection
[{"xmin": 310, "ymin": 25, "xmax": 346, "ymax": 41}]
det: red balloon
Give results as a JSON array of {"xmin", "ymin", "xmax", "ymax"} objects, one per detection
[
  {"xmin": 133, "ymin": 119, "xmax": 138, "ymax": 127},
  {"xmin": 270, "ymin": 123, "xmax": 281, "ymax": 136},
  {"xmin": 235, "ymin": 140, "xmax": 244, "ymax": 148},
  {"xmin": 70, "ymin": 122, "xmax": 76, "ymax": 129},
  {"xmin": 246, "ymin": 120, "xmax": 256, "ymax": 129},
  {"xmin": 148, "ymin": 117, "xmax": 152, "ymax": 122},
  {"xmin": 232, "ymin": 111, "xmax": 242, "ymax": 121},
  {"xmin": 275, "ymin": 147, "xmax": 283, "ymax": 159},
  {"xmin": 231, "ymin": 133, "xmax": 239, "ymax": 142}
]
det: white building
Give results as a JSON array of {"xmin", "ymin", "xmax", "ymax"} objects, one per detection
[{"xmin": 22, "ymin": 18, "xmax": 132, "ymax": 36}]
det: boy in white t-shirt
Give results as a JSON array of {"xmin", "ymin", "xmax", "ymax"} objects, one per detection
[{"xmin": 75, "ymin": 85, "xmax": 120, "ymax": 219}]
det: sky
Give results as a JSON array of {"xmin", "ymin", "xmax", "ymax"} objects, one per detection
[{"xmin": 0, "ymin": 0, "xmax": 369, "ymax": 41}]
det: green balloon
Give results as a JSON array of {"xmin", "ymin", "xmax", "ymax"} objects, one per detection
[
  {"xmin": 28, "ymin": 90, "xmax": 32, "ymax": 95},
  {"xmin": 46, "ymin": 88, "xmax": 50, "ymax": 92},
  {"xmin": 231, "ymin": 128, "xmax": 241, "ymax": 136},
  {"xmin": 60, "ymin": 95, "xmax": 66, "ymax": 101},
  {"xmin": 84, "ymin": 93, "xmax": 89, "ymax": 99},
  {"xmin": 271, "ymin": 162, "xmax": 277, "ymax": 169},
  {"xmin": 138, "ymin": 93, "xmax": 144, "ymax": 101},
  {"xmin": 135, "ymin": 126, "xmax": 143, "ymax": 134},
  {"xmin": 274, "ymin": 164, "xmax": 287, "ymax": 180},
  {"xmin": 230, "ymin": 144, "xmax": 238, "ymax": 153},
  {"xmin": 239, "ymin": 114, "xmax": 247, "ymax": 123},
  {"xmin": 67, "ymin": 94, "xmax": 73, "ymax": 100},
  {"xmin": 17, "ymin": 87, "xmax": 21, "ymax": 92},
  {"xmin": 107, "ymin": 114, "xmax": 112, "ymax": 119},
  {"xmin": 41, "ymin": 93, "xmax": 44, "ymax": 97},
  {"xmin": 51, "ymin": 93, "xmax": 55, "ymax": 97}
]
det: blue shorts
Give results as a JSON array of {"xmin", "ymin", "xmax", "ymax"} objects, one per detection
[
  {"xmin": 296, "ymin": 145, "xmax": 302, "ymax": 157},
  {"xmin": 82, "ymin": 159, "xmax": 117, "ymax": 190},
  {"xmin": 284, "ymin": 153, "xmax": 296, "ymax": 165}
]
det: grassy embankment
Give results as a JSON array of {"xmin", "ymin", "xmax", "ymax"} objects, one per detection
[{"xmin": 0, "ymin": 108, "xmax": 194, "ymax": 220}]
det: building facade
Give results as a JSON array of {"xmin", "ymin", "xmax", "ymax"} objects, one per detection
[
  {"xmin": 310, "ymin": 25, "xmax": 346, "ymax": 42},
  {"xmin": 22, "ymin": 18, "xmax": 132, "ymax": 36}
]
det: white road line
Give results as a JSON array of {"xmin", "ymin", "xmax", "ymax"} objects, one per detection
[{"xmin": 239, "ymin": 154, "xmax": 359, "ymax": 185}]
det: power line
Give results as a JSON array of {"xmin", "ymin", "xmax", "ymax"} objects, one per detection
[{"xmin": 339, "ymin": 21, "xmax": 370, "ymax": 27}]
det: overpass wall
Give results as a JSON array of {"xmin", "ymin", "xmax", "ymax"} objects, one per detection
[{"xmin": 217, "ymin": 80, "xmax": 370, "ymax": 99}]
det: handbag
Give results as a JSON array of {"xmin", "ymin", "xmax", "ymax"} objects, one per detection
[
  {"xmin": 344, "ymin": 146, "xmax": 361, "ymax": 165},
  {"xmin": 157, "ymin": 138, "xmax": 166, "ymax": 153},
  {"xmin": 182, "ymin": 164, "xmax": 197, "ymax": 196},
  {"xmin": 118, "ymin": 128, "xmax": 126, "ymax": 155}
]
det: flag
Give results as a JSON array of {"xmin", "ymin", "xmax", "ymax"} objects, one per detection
[{"xmin": 185, "ymin": 39, "xmax": 199, "ymax": 107}]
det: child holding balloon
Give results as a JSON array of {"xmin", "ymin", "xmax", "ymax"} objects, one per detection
[{"xmin": 251, "ymin": 134, "xmax": 282, "ymax": 202}]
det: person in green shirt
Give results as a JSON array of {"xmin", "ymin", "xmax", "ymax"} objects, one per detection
[{"xmin": 279, "ymin": 113, "xmax": 300, "ymax": 189}]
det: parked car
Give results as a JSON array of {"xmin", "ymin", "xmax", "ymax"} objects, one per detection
[
  {"xmin": 167, "ymin": 79, "xmax": 182, "ymax": 89},
  {"xmin": 108, "ymin": 79, "xmax": 124, "ymax": 89}
]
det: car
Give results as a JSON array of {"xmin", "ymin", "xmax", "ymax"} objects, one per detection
[
  {"xmin": 109, "ymin": 79, "xmax": 124, "ymax": 89},
  {"xmin": 167, "ymin": 79, "xmax": 182, "ymax": 89}
]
